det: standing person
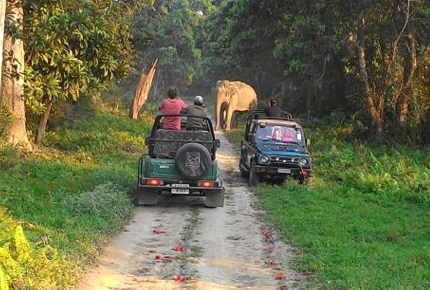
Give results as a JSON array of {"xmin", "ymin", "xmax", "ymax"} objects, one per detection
[
  {"xmin": 184, "ymin": 95, "xmax": 208, "ymax": 130},
  {"xmin": 159, "ymin": 86, "xmax": 186, "ymax": 130},
  {"xmin": 264, "ymin": 99, "xmax": 282, "ymax": 117}
]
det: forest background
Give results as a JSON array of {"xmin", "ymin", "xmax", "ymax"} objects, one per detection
[
  {"xmin": 1, "ymin": 0, "xmax": 430, "ymax": 146},
  {"xmin": 0, "ymin": 0, "xmax": 429, "ymax": 290}
]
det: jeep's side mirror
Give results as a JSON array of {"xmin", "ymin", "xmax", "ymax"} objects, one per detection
[
  {"xmin": 306, "ymin": 139, "xmax": 311, "ymax": 147},
  {"xmin": 215, "ymin": 139, "xmax": 221, "ymax": 148},
  {"xmin": 145, "ymin": 137, "xmax": 150, "ymax": 146}
]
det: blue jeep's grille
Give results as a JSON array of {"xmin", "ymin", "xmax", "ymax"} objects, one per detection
[{"xmin": 270, "ymin": 156, "xmax": 298, "ymax": 164}]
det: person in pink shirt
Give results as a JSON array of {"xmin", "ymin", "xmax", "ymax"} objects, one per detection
[{"xmin": 159, "ymin": 86, "xmax": 187, "ymax": 130}]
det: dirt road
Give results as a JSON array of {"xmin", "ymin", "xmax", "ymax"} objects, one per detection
[{"xmin": 77, "ymin": 132, "xmax": 305, "ymax": 290}]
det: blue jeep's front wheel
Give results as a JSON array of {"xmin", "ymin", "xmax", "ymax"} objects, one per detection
[
  {"xmin": 248, "ymin": 160, "xmax": 260, "ymax": 186},
  {"xmin": 239, "ymin": 156, "xmax": 249, "ymax": 178}
]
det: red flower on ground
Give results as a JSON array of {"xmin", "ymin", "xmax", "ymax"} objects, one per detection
[
  {"xmin": 174, "ymin": 245, "xmax": 186, "ymax": 253},
  {"xmin": 153, "ymin": 229, "xmax": 165, "ymax": 234},
  {"xmin": 174, "ymin": 275, "xmax": 187, "ymax": 282},
  {"xmin": 275, "ymin": 273, "xmax": 286, "ymax": 280},
  {"xmin": 279, "ymin": 286, "xmax": 288, "ymax": 290},
  {"xmin": 154, "ymin": 254, "xmax": 163, "ymax": 261},
  {"xmin": 261, "ymin": 230, "xmax": 271, "ymax": 238},
  {"xmin": 267, "ymin": 260, "xmax": 277, "ymax": 266}
]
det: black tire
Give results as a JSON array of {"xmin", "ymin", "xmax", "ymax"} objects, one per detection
[
  {"xmin": 175, "ymin": 142, "xmax": 211, "ymax": 180},
  {"xmin": 248, "ymin": 160, "xmax": 260, "ymax": 186},
  {"xmin": 239, "ymin": 156, "xmax": 249, "ymax": 178},
  {"xmin": 240, "ymin": 165, "xmax": 249, "ymax": 178}
]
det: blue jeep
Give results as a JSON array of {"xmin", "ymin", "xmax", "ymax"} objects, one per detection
[{"xmin": 239, "ymin": 110, "xmax": 313, "ymax": 185}]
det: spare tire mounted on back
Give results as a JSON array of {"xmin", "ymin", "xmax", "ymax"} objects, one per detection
[{"xmin": 175, "ymin": 143, "xmax": 211, "ymax": 179}]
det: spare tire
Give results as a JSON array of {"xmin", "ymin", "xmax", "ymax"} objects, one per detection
[{"xmin": 175, "ymin": 143, "xmax": 211, "ymax": 180}]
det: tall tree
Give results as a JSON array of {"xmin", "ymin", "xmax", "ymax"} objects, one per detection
[
  {"xmin": 0, "ymin": 0, "xmax": 6, "ymax": 96},
  {"xmin": 132, "ymin": 0, "xmax": 211, "ymax": 93},
  {"xmin": 24, "ymin": 0, "xmax": 136, "ymax": 145},
  {"xmin": 1, "ymin": 0, "xmax": 32, "ymax": 149}
]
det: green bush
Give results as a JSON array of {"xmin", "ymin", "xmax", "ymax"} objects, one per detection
[
  {"xmin": 0, "ymin": 211, "xmax": 76, "ymax": 290},
  {"xmin": 62, "ymin": 183, "xmax": 133, "ymax": 234}
]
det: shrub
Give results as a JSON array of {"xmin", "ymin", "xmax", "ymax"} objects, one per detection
[
  {"xmin": 0, "ymin": 210, "xmax": 76, "ymax": 290},
  {"xmin": 62, "ymin": 183, "xmax": 133, "ymax": 234}
]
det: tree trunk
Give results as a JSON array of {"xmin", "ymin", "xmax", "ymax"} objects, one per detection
[
  {"xmin": 152, "ymin": 69, "xmax": 160, "ymax": 103},
  {"xmin": 1, "ymin": 1, "xmax": 32, "ymax": 150},
  {"xmin": 35, "ymin": 99, "xmax": 53, "ymax": 146},
  {"xmin": 350, "ymin": 32, "xmax": 383, "ymax": 134},
  {"xmin": 398, "ymin": 33, "xmax": 417, "ymax": 127},
  {"xmin": 129, "ymin": 59, "xmax": 158, "ymax": 119},
  {"xmin": 0, "ymin": 0, "xmax": 6, "ymax": 98}
]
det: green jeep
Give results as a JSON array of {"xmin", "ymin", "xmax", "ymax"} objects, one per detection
[{"xmin": 137, "ymin": 114, "xmax": 225, "ymax": 207}]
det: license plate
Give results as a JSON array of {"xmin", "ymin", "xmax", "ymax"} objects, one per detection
[
  {"xmin": 171, "ymin": 184, "xmax": 190, "ymax": 195},
  {"xmin": 172, "ymin": 183, "xmax": 190, "ymax": 188},
  {"xmin": 172, "ymin": 188, "xmax": 190, "ymax": 194},
  {"xmin": 278, "ymin": 168, "xmax": 291, "ymax": 174}
]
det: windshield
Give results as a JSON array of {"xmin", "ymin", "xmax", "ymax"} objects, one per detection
[{"xmin": 256, "ymin": 124, "xmax": 304, "ymax": 144}]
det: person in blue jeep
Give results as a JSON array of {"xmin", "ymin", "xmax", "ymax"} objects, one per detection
[{"xmin": 264, "ymin": 99, "xmax": 282, "ymax": 117}]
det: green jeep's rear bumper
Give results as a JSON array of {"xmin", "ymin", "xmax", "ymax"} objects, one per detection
[{"xmin": 138, "ymin": 178, "xmax": 225, "ymax": 196}]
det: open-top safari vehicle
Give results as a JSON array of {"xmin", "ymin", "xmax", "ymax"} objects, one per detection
[
  {"xmin": 137, "ymin": 114, "xmax": 225, "ymax": 207},
  {"xmin": 239, "ymin": 110, "xmax": 313, "ymax": 185}
]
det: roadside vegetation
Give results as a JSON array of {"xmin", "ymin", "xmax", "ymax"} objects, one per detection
[
  {"xmin": 225, "ymin": 119, "xmax": 430, "ymax": 290},
  {"xmin": 224, "ymin": 124, "xmax": 245, "ymax": 148},
  {"xmin": 0, "ymin": 98, "xmax": 155, "ymax": 289}
]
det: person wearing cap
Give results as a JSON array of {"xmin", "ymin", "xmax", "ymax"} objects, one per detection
[
  {"xmin": 264, "ymin": 99, "xmax": 282, "ymax": 117},
  {"xmin": 159, "ymin": 85, "xmax": 186, "ymax": 130},
  {"xmin": 184, "ymin": 95, "xmax": 209, "ymax": 130}
]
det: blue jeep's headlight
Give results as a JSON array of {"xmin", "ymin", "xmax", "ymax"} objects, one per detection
[
  {"xmin": 299, "ymin": 158, "xmax": 308, "ymax": 166},
  {"xmin": 260, "ymin": 155, "xmax": 270, "ymax": 163}
]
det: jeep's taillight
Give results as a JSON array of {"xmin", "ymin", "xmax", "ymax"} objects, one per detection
[
  {"xmin": 147, "ymin": 179, "xmax": 162, "ymax": 186},
  {"xmin": 199, "ymin": 181, "xmax": 213, "ymax": 188}
]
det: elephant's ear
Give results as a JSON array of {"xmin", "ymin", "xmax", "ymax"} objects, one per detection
[{"xmin": 227, "ymin": 86, "xmax": 238, "ymax": 96}]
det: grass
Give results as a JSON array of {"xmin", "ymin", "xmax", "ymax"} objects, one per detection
[
  {"xmin": 224, "ymin": 124, "xmax": 245, "ymax": 149},
  {"xmin": 0, "ymin": 96, "xmax": 155, "ymax": 289},
  {"xmin": 225, "ymin": 120, "xmax": 430, "ymax": 290}
]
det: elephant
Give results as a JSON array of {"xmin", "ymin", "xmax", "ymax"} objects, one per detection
[{"xmin": 215, "ymin": 80, "xmax": 258, "ymax": 131}]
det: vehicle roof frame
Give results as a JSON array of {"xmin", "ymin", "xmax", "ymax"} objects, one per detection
[{"xmin": 147, "ymin": 114, "xmax": 218, "ymax": 158}]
